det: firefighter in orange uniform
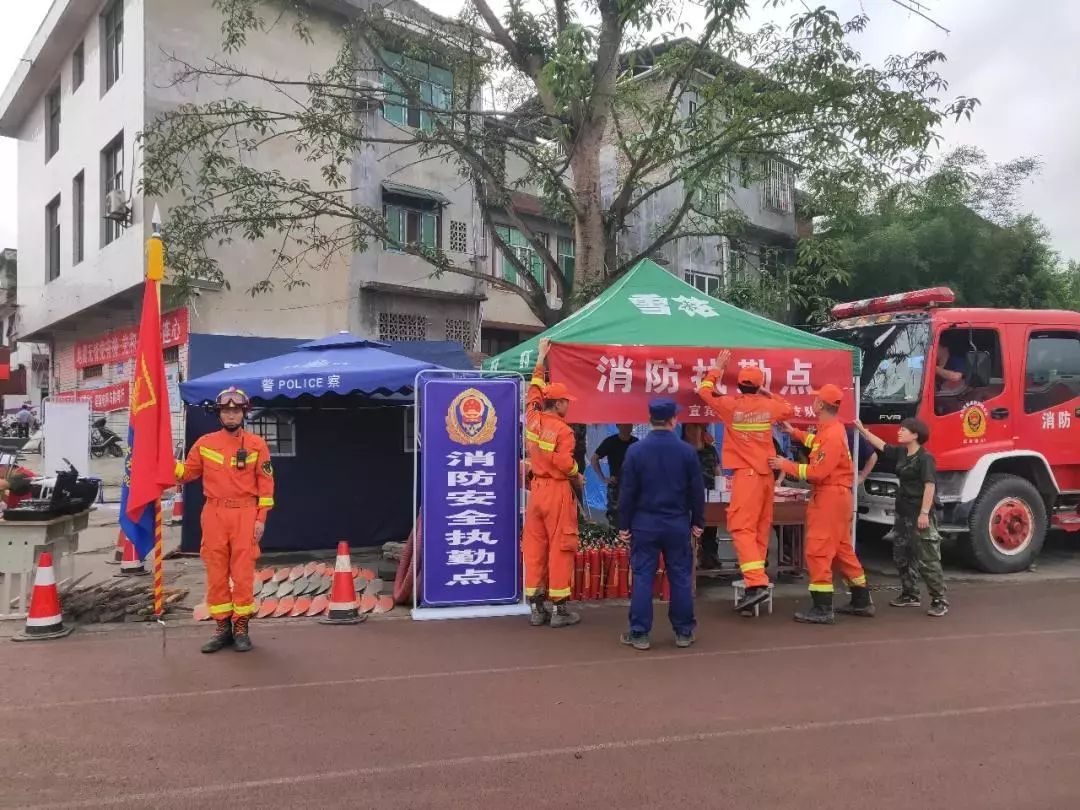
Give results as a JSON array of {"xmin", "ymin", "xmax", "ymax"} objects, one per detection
[
  {"xmin": 697, "ymin": 349, "xmax": 793, "ymax": 613},
  {"xmin": 768, "ymin": 384, "xmax": 874, "ymax": 623},
  {"xmin": 523, "ymin": 339, "xmax": 583, "ymax": 628},
  {"xmin": 177, "ymin": 387, "xmax": 274, "ymax": 653}
]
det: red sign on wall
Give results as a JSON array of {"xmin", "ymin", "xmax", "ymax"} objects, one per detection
[
  {"xmin": 547, "ymin": 343, "xmax": 855, "ymax": 424},
  {"xmin": 53, "ymin": 382, "xmax": 130, "ymax": 413},
  {"xmin": 74, "ymin": 308, "xmax": 188, "ymax": 369}
]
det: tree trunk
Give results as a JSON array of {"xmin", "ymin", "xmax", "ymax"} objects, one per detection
[{"xmin": 570, "ymin": 123, "xmax": 608, "ymax": 306}]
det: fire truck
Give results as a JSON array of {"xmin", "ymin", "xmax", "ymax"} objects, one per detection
[{"xmin": 818, "ymin": 287, "xmax": 1080, "ymax": 573}]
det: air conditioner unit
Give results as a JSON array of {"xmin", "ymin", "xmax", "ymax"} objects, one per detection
[{"xmin": 104, "ymin": 190, "xmax": 130, "ymax": 222}]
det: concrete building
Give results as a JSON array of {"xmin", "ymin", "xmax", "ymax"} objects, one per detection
[{"xmin": 0, "ymin": 248, "xmax": 49, "ymax": 412}]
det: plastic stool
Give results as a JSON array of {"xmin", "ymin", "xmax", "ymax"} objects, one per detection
[{"xmin": 732, "ymin": 579, "xmax": 774, "ymax": 616}]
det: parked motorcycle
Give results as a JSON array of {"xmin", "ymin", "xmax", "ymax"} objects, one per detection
[{"xmin": 90, "ymin": 417, "xmax": 125, "ymax": 458}]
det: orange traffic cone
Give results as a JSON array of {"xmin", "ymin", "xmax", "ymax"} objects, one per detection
[
  {"xmin": 105, "ymin": 529, "xmax": 124, "ymax": 565},
  {"xmin": 169, "ymin": 487, "xmax": 184, "ymax": 525},
  {"xmin": 320, "ymin": 541, "xmax": 364, "ymax": 625},
  {"xmin": 116, "ymin": 536, "xmax": 148, "ymax": 577},
  {"xmin": 13, "ymin": 552, "xmax": 73, "ymax": 641}
]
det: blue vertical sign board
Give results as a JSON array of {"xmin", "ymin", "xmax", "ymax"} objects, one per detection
[{"xmin": 419, "ymin": 377, "xmax": 522, "ymax": 608}]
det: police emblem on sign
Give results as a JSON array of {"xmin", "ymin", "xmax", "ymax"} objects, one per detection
[{"xmin": 446, "ymin": 388, "xmax": 498, "ymax": 446}]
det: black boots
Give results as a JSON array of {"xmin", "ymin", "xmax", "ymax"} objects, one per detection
[
  {"xmin": 794, "ymin": 590, "xmax": 835, "ymax": 625},
  {"xmin": 232, "ymin": 615, "xmax": 253, "ymax": 652},
  {"xmin": 201, "ymin": 618, "xmax": 233, "ymax": 653},
  {"xmin": 528, "ymin": 592, "xmax": 550, "ymax": 627},
  {"xmin": 836, "ymin": 586, "xmax": 877, "ymax": 617},
  {"xmin": 549, "ymin": 600, "xmax": 581, "ymax": 628},
  {"xmin": 734, "ymin": 586, "xmax": 771, "ymax": 613}
]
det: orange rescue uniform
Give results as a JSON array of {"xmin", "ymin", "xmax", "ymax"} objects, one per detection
[
  {"xmin": 780, "ymin": 421, "xmax": 866, "ymax": 595},
  {"xmin": 178, "ymin": 428, "xmax": 275, "ymax": 620},
  {"xmin": 523, "ymin": 363, "xmax": 579, "ymax": 600},
  {"xmin": 697, "ymin": 371, "xmax": 793, "ymax": 587}
]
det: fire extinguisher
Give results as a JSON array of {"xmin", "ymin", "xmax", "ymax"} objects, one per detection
[
  {"xmin": 602, "ymin": 547, "xmax": 616, "ymax": 599},
  {"xmin": 661, "ymin": 568, "xmax": 671, "ymax": 602},
  {"xmin": 616, "ymin": 546, "xmax": 630, "ymax": 598},
  {"xmin": 573, "ymin": 550, "xmax": 586, "ymax": 601},
  {"xmin": 588, "ymin": 547, "xmax": 602, "ymax": 601},
  {"xmin": 582, "ymin": 549, "xmax": 593, "ymax": 601},
  {"xmin": 653, "ymin": 552, "xmax": 666, "ymax": 599}
]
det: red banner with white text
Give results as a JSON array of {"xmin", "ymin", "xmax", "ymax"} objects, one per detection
[
  {"xmin": 74, "ymin": 308, "xmax": 188, "ymax": 369},
  {"xmin": 53, "ymin": 382, "xmax": 130, "ymax": 412},
  {"xmin": 547, "ymin": 343, "xmax": 855, "ymax": 424}
]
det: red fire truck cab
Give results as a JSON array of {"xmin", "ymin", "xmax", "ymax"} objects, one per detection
[{"xmin": 818, "ymin": 288, "xmax": 1080, "ymax": 573}]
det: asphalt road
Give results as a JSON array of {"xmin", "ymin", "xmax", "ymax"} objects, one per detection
[{"xmin": 3, "ymin": 581, "xmax": 1080, "ymax": 809}]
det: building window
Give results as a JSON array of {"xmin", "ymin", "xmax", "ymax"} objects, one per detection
[
  {"xmin": 684, "ymin": 270, "xmax": 721, "ymax": 298},
  {"xmin": 45, "ymin": 195, "xmax": 61, "ymax": 282},
  {"xmin": 380, "ymin": 50, "xmax": 452, "ymax": 132},
  {"xmin": 449, "ymin": 220, "xmax": 468, "ymax": 253},
  {"xmin": 480, "ymin": 327, "xmax": 521, "ymax": 358},
  {"xmin": 761, "ymin": 158, "xmax": 794, "ymax": 213},
  {"xmin": 727, "ymin": 238, "xmax": 748, "ymax": 285},
  {"xmin": 384, "ymin": 203, "xmax": 440, "ymax": 251},
  {"xmin": 101, "ymin": 133, "xmax": 124, "ymax": 246},
  {"xmin": 45, "ymin": 85, "xmax": 61, "ymax": 161},
  {"xmin": 378, "ymin": 312, "xmax": 428, "ymax": 342},
  {"xmin": 557, "ymin": 236, "xmax": 575, "ymax": 289},
  {"xmin": 494, "ymin": 226, "xmax": 547, "ymax": 286},
  {"xmin": 163, "ymin": 345, "xmax": 180, "ymax": 364},
  {"xmin": 248, "ymin": 412, "xmax": 296, "ymax": 457},
  {"xmin": 103, "ymin": 0, "xmax": 123, "ymax": 92},
  {"xmin": 83, "ymin": 364, "xmax": 103, "ymax": 380},
  {"xmin": 445, "ymin": 318, "xmax": 474, "ymax": 349},
  {"xmin": 72, "ymin": 41, "xmax": 85, "ymax": 90},
  {"xmin": 694, "ymin": 186, "xmax": 722, "ymax": 216},
  {"xmin": 1024, "ymin": 331, "xmax": 1080, "ymax": 414},
  {"xmin": 72, "ymin": 172, "xmax": 85, "ymax": 265}
]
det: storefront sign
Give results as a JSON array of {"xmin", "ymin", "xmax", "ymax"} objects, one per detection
[
  {"xmin": 74, "ymin": 309, "xmax": 189, "ymax": 369},
  {"xmin": 419, "ymin": 377, "xmax": 521, "ymax": 607},
  {"xmin": 53, "ymin": 382, "xmax": 130, "ymax": 412},
  {"xmin": 547, "ymin": 343, "xmax": 855, "ymax": 424}
]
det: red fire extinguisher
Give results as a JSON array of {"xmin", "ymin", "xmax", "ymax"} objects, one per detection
[
  {"xmin": 653, "ymin": 553, "xmax": 666, "ymax": 599},
  {"xmin": 616, "ymin": 546, "xmax": 630, "ymax": 598},
  {"xmin": 572, "ymin": 550, "xmax": 585, "ymax": 600},
  {"xmin": 588, "ymin": 547, "xmax": 602, "ymax": 601},
  {"xmin": 602, "ymin": 547, "xmax": 616, "ymax": 599},
  {"xmin": 582, "ymin": 550, "xmax": 593, "ymax": 601}
]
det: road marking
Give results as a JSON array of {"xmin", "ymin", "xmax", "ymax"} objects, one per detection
[
  {"xmin": 2, "ymin": 626, "xmax": 1078, "ymax": 713},
  {"xmin": 21, "ymin": 694, "xmax": 1080, "ymax": 809}
]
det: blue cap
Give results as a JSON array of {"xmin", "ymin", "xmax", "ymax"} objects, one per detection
[{"xmin": 648, "ymin": 397, "xmax": 679, "ymax": 421}]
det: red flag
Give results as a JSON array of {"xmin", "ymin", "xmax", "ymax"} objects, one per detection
[{"xmin": 125, "ymin": 278, "xmax": 175, "ymax": 522}]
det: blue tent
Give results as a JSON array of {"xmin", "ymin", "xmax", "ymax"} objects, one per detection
[{"xmin": 180, "ymin": 332, "xmax": 442, "ymax": 405}]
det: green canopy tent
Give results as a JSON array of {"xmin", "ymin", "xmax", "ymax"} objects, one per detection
[{"xmin": 483, "ymin": 259, "xmax": 860, "ymax": 424}]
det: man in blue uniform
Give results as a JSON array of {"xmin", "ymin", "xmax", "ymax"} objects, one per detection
[{"xmin": 617, "ymin": 398, "xmax": 705, "ymax": 651}]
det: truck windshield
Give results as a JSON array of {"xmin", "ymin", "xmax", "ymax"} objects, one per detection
[{"xmin": 822, "ymin": 321, "xmax": 931, "ymax": 404}]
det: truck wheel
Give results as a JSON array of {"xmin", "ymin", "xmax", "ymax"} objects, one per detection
[{"xmin": 967, "ymin": 474, "xmax": 1047, "ymax": 573}]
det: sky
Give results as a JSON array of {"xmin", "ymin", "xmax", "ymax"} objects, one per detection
[{"xmin": 0, "ymin": 0, "xmax": 1077, "ymax": 261}]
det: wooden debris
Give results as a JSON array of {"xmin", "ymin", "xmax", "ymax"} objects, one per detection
[{"xmin": 61, "ymin": 579, "xmax": 189, "ymax": 624}]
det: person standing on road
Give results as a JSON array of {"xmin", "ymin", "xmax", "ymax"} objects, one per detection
[
  {"xmin": 177, "ymin": 387, "xmax": 274, "ymax": 653},
  {"xmin": 769, "ymin": 385, "xmax": 874, "ymax": 624},
  {"xmin": 697, "ymin": 349, "xmax": 794, "ymax": 612},
  {"xmin": 854, "ymin": 417, "xmax": 948, "ymax": 617},
  {"xmin": 15, "ymin": 403, "xmax": 32, "ymax": 439},
  {"xmin": 523, "ymin": 339, "xmax": 583, "ymax": 629},
  {"xmin": 618, "ymin": 398, "xmax": 705, "ymax": 651},
  {"xmin": 591, "ymin": 425, "xmax": 637, "ymax": 525}
]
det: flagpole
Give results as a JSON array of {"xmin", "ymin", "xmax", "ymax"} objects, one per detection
[{"xmin": 147, "ymin": 206, "xmax": 166, "ymax": 624}]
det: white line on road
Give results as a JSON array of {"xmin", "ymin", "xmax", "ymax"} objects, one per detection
[
  {"xmin": 21, "ymin": 694, "xmax": 1080, "ymax": 809},
  {"xmin": 2, "ymin": 626, "xmax": 1078, "ymax": 714}
]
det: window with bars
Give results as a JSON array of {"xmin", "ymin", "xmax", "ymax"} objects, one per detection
[
  {"xmin": 248, "ymin": 412, "xmax": 297, "ymax": 457},
  {"xmin": 83, "ymin": 364, "xmax": 103, "ymax": 380},
  {"xmin": 494, "ymin": 226, "xmax": 547, "ymax": 286},
  {"xmin": 380, "ymin": 50, "xmax": 452, "ymax": 132},
  {"xmin": 761, "ymin": 159, "xmax": 794, "ymax": 213},
  {"xmin": 45, "ymin": 195, "xmax": 61, "ymax": 282},
  {"xmin": 449, "ymin": 220, "xmax": 468, "ymax": 253},
  {"xmin": 101, "ymin": 133, "xmax": 124, "ymax": 246},
  {"xmin": 726, "ymin": 239, "xmax": 748, "ymax": 285},
  {"xmin": 45, "ymin": 85, "xmax": 61, "ymax": 161},
  {"xmin": 445, "ymin": 318, "xmax": 474, "ymax": 349},
  {"xmin": 693, "ymin": 186, "xmax": 722, "ymax": 216},
  {"xmin": 102, "ymin": 0, "xmax": 123, "ymax": 92},
  {"xmin": 163, "ymin": 346, "xmax": 180, "ymax": 364},
  {"xmin": 378, "ymin": 312, "xmax": 429, "ymax": 342},
  {"xmin": 384, "ymin": 203, "xmax": 439, "ymax": 251}
]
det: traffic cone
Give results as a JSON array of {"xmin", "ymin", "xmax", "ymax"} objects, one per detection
[
  {"xmin": 106, "ymin": 529, "xmax": 124, "ymax": 565},
  {"xmin": 13, "ymin": 552, "xmax": 73, "ymax": 641},
  {"xmin": 116, "ymin": 536, "xmax": 148, "ymax": 577},
  {"xmin": 169, "ymin": 487, "xmax": 184, "ymax": 525},
  {"xmin": 319, "ymin": 541, "xmax": 365, "ymax": 625}
]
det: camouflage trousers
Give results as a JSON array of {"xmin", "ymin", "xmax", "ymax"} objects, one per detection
[
  {"xmin": 605, "ymin": 480, "xmax": 621, "ymax": 526},
  {"xmin": 893, "ymin": 513, "xmax": 947, "ymax": 603}
]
